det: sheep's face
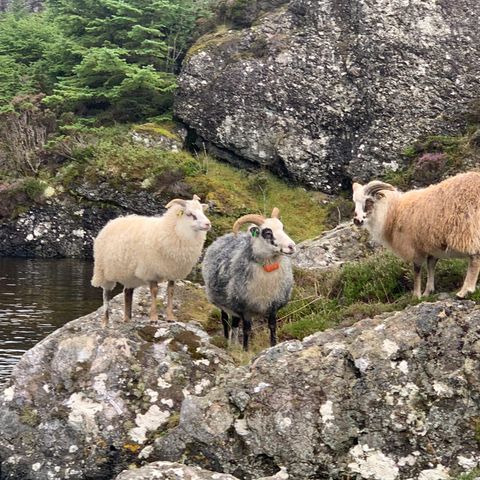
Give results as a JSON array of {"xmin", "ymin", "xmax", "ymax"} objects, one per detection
[
  {"xmin": 352, "ymin": 182, "xmax": 372, "ymax": 227},
  {"xmin": 352, "ymin": 181, "xmax": 396, "ymax": 228},
  {"xmin": 249, "ymin": 218, "xmax": 296, "ymax": 258},
  {"xmin": 182, "ymin": 200, "xmax": 211, "ymax": 232}
]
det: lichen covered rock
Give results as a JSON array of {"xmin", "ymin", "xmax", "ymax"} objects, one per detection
[
  {"xmin": 0, "ymin": 287, "xmax": 233, "ymax": 480},
  {"xmin": 154, "ymin": 300, "xmax": 480, "ymax": 479},
  {"xmin": 176, "ymin": 0, "xmax": 480, "ymax": 192},
  {"xmin": 292, "ymin": 222, "xmax": 378, "ymax": 270}
]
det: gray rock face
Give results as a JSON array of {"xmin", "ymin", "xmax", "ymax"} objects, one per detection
[
  {"xmin": 175, "ymin": 0, "xmax": 480, "ymax": 192},
  {"xmin": 0, "ymin": 287, "xmax": 233, "ymax": 480},
  {"xmin": 155, "ymin": 300, "xmax": 480, "ymax": 479},
  {"xmin": 292, "ymin": 222, "xmax": 378, "ymax": 270},
  {"xmin": 114, "ymin": 462, "xmax": 289, "ymax": 480}
]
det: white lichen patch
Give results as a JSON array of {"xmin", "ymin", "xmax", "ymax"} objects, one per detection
[
  {"xmin": 68, "ymin": 445, "xmax": 78, "ymax": 453},
  {"xmin": 457, "ymin": 455, "xmax": 478, "ymax": 470},
  {"xmin": 193, "ymin": 358, "xmax": 210, "ymax": 366},
  {"xmin": 234, "ymin": 418, "xmax": 249, "ymax": 436},
  {"xmin": 129, "ymin": 405, "xmax": 170, "ymax": 444},
  {"xmin": 157, "ymin": 377, "xmax": 172, "ymax": 389},
  {"xmin": 139, "ymin": 445, "xmax": 154, "ymax": 460},
  {"xmin": 72, "ymin": 229, "xmax": 85, "ymax": 238},
  {"xmin": 161, "ymin": 398, "xmax": 174, "ymax": 408},
  {"xmin": 397, "ymin": 454, "xmax": 417, "ymax": 467},
  {"xmin": 382, "ymin": 339, "xmax": 399, "ymax": 358},
  {"xmin": 397, "ymin": 360, "xmax": 409, "ymax": 374},
  {"xmin": 320, "ymin": 400, "xmax": 335, "ymax": 425},
  {"xmin": 194, "ymin": 378, "xmax": 211, "ymax": 395},
  {"xmin": 253, "ymin": 382, "xmax": 271, "ymax": 393},
  {"xmin": 93, "ymin": 373, "xmax": 108, "ymax": 396},
  {"xmin": 66, "ymin": 393, "xmax": 103, "ymax": 432},
  {"xmin": 275, "ymin": 415, "xmax": 292, "ymax": 433},
  {"xmin": 3, "ymin": 386, "xmax": 15, "ymax": 402},
  {"xmin": 417, "ymin": 464, "xmax": 450, "ymax": 480},
  {"xmin": 348, "ymin": 445, "xmax": 399, "ymax": 480},
  {"xmin": 32, "ymin": 463, "xmax": 42, "ymax": 472},
  {"xmin": 433, "ymin": 381, "xmax": 453, "ymax": 398},
  {"xmin": 354, "ymin": 358, "xmax": 370, "ymax": 373},
  {"xmin": 145, "ymin": 388, "xmax": 158, "ymax": 403}
]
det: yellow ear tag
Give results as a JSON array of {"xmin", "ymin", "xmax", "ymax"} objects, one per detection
[{"xmin": 177, "ymin": 209, "xmax": 184, "ymax": 217}]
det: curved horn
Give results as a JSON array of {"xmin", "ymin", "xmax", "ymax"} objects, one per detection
[
  {"xmin": 166, "ymin": 198, "xmax": 187, "ymax": 209},
  {"xmin": 364, "ymin": 181, "xmax": 396, "ymax": 198},
  {"xmin": 193, "ymin": 194, "xmax": 201, "ymax": 201},
  {"xmin": 271, "ymin": 207, "xmax": 280, "ymax": 219},
  {"xmin": 232, "ymin": 214, "xmax": 266, "ymax": 234}
]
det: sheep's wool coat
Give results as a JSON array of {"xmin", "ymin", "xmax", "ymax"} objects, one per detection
[
  {"xmin": 92, "ymin": 207, "xmax": 206, "ymax": 289},
  {"xmin": 381, "ymin": 172, "xmax": 480, "ymax": 262},
  {"xmin": 202, "ymin": 233, "xmax": 293, "ymax": 317}
]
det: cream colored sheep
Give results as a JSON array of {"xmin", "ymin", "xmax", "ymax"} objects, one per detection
[
  {"xmin": 352, "ymin": 172, "xmax": 480, "ymax": 298},
  {"xmin": 92, "ymin": 195, "xmax": 211, "ymax": 325}
]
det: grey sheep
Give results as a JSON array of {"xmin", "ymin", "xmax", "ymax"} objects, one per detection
[{"xmin": 202, "ymin": 208, "xmax": 296, "ymax": 350}]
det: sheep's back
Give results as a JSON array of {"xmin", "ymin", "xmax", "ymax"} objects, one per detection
[{"xmin": 392, "ymin": 172, "xmax": 480, "ymax": 256}]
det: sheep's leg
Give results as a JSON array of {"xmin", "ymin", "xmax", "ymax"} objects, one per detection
[
  {"xmin": 457, "ymin": 255, "xmax": 480, "ymax": 298},
  {"xmin": 102, "ymin": 288, "xmax": 113, "ymax": 327},
  {"xmin": 268, "ymin": 310, "xmax": 277, "ymax": 347},
  {"xmin": 413, "ymin": 263, "xmax": 422, "ymax": 299},
  {"xmin": 242, "ymin": 314, "xmax": 252, "ymax": 351},
  {"xmin": 229, "ymin": 316, "xmax": 240, "ymax": 345},
  {"xmin": 166, "ymin": 280, "xmax": 176, "ymax": 321},
  {"xmin": 221, "ymin": 310, "xmax": 230, "ymax": 339},
  {"xmin": 423, "ymin": 256, "xmax": 438, "ymax": 296},
  {"xmin": 149, "ymin": 281, "xmax": 159, "ymax": 321},
  {"xmin": 124, "ymin": 287, "xmax": 134, "ymax": 321}
]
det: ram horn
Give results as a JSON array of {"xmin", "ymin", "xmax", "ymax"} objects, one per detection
[
  {"xmin": 271, "ymin": 207, "xmax": 280, "ymax": 219},
  {"xmin": 232, "ymin": 214, "xmax": 266, "ymax": 234},
  {"xmin": 364, "ymin": 181, "xmax": 396, "ymax": 198},
  {"xmin": 166, "ymin": 198, "xmax": 187, "ymax": 209},
  {"xmin": 193, "ymin": 194, "xmax": 201, "ymax": 201}
]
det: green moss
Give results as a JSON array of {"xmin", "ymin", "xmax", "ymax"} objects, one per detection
[
  {"xmin": 19, "ymin": 407, "xmax": 40, "ymax": 427},
  {"xmin": 452, "ymin": 469, "xmax": 480, "ymax": 480},
  {"xmin": 133, "ymin": 122, "xmax": 180, "ymax": 140},
  {"xmin": 187, "ymin": 160, "xmax": 327, "ymax": 243},
  {"xmin": 185, "ymin": 25, "xmax": 239, "ymax": 61}
]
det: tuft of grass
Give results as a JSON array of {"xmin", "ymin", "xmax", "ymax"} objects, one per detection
[{"xmin": 132, "ymin": 122, "xmax": 180, "ymax": 141}]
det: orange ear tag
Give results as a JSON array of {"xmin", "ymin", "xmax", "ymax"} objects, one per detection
[{"xmin": 263, "ymin": 262, "xmax": 280, "ymax": 273}]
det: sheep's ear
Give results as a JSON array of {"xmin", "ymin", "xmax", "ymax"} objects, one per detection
[
  {"xmin": 201, "ymin": 203, "xmax": 209, "ymax": 211},
  {"xmin": 352, "ymin": 182, "xmax": 362, "ymax": 192}
]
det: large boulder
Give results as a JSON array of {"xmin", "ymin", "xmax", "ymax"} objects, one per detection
[
  {"xmin": 154, "ymin": 300, "xmax": 480, "ymax": 479},
  {"xmin": 292, "ymin": 222, "xmax": 377, "ymax": 270},
  {"xmin": 0, "ymin": 287, "xmax": 233, "ymax": 480},
  {"xmin": 175, "ymin": 0, "xmax": 480, "ymax": 192},
  {"xmin": 114, "ymin": 461, "xmax": 289, "ymax": 480}
]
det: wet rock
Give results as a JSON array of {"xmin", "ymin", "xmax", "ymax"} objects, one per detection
[
  {"xmin": 0, "ymin": 287, "xmax": 233, "ymax": 480},
  {"xmin": 154, "ymin": 300, "xmax": 480, "ymax": 479},
  {"xmin": 0, "ymin": 184, "xmax": 167, "ymax": 259},
  {"xmin": 292, "ymin": 222, "xmax": 378, "ymax": 270},
  {"xmin": 176, "ymin": 0, "xmax": 480, "ymax": 192}
]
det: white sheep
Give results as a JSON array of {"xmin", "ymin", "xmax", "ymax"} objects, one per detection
[
  {"xmin": 352, "ymin": 172, "xmax": 480, "ymax": 298},
  {"xmin": 91, "ymin": 195, "xmax": 211, "ymax": 325}
]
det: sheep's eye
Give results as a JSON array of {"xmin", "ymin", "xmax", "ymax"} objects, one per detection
[
  {"xmin": 261, "ymin": 228, "xmax": 273, "ymax": 240},
  {"xmin": 187, "ymin": 212, "xmax": 197, "ymax": 220},
  {"xmin": 364, "ymin": 198, "xmax": 375, "ymax": 213}
]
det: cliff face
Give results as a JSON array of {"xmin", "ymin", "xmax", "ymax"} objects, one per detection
[{"xmin": 175, "ymin": 0, "xmax": 480, "ymax": 192}]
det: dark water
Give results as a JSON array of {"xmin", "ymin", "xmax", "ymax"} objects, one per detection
[{"xmin": 0, "ymin": 258, "xmax": 103, "ymax": 385}]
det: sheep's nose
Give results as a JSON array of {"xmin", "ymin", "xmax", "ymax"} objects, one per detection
[
  {"xmin": 353, "ymin": 218, "xmax": 363, "ymax": 226},
  {"xmin": 204, "ymin": 221, "xmax": 212, "ymax": 230}
]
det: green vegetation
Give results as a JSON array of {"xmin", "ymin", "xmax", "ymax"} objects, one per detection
[{"xmin": 453, "ymin": 469, "xmax": 480, "ymax": 480}]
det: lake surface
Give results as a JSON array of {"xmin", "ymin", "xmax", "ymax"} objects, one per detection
[{"xmin": 0, "ymin": 258, "xmax": 103, "ymax": 385}]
